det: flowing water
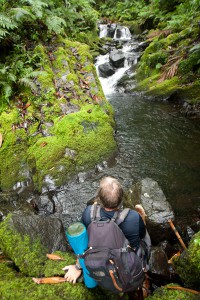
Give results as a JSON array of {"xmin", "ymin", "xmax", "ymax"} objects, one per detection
[
  {"xmin": 54, "ymin": 24, "xmax": 200, "ymax": 228},
  {"xmin": 3, "ymin": 25, "xmax": 200, "ymax": 228}
]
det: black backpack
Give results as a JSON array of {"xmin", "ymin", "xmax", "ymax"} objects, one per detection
[{"xmin": 83, "ymin": 204, "xmax": 145, "ymax": 293}]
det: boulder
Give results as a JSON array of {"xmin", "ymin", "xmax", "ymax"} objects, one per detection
[
  {"xmin": 98, "ymin": 62, "xmax": 115, "ymax": 77},
  {"xmin": 107, "ymin": 23, "xmax": 117, "ymax": 38},
  {"xmin": 148, "ymin": 247, "xmax": 170, "ymax": 280},
  {"xmin": 125, "ymin": 178, "xmax": 175, "ymax": 243},
  {"xmin": 173, "ymin": 230, "xmax": 200, "ymax": 290},
  {"xmin": 0, "ymin": 211, "xmax": 68, "ymax": 276},
  {"xmin": 109, "ymin": 49, "xmax": 125, "ymax": 68}
]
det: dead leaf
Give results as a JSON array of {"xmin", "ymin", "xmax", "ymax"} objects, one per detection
[
  {"xmin": 24, "ymin": 103, "xmax": 31, "ymax": 109},
  {"xmin": 0, "ymin": 133, "xmax": 2, "ymax": 148},
  {"xmin": 46, "ymin": 253, "xmax": 65, "ymax": 260},
  {"xmin": 40, "ymin": 142, "xmax": 48, "ymax": 147}
]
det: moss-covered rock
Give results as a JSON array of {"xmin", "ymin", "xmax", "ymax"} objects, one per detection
[
  {"xmin": 147, "ymin": 285, "xmax": 199, "ymax": 300},
  {"xmin": 0, "ymin": 214, "xmax": 48, "ymax": 277},
  {"xmin": 0, "ymin": 37, "xmax": 116, "ymax": 192},
  {"xmin": 0, "ymin": 212, "xmax": 73, "ymax": 276},
  {"xmin": 0, "ymin": 261, "xmax": 109, "ymax": 300},
  {"xmin": 173, "ymin": 231, "xmax": 200, "ymax": 290}
]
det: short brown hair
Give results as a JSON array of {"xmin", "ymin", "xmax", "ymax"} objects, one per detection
[{"xmin": 97, "ymin": 176, "xmax": 123, "ymax": 209}]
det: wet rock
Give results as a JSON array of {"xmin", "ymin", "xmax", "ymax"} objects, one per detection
[
  {"xmin": 77, "ymin": 172, "xmax": 92, "ymax": 183},
  {"xmin": 0, "ymin": 191, "xmax": 34, "ymax": 217},
  {"xmin": 37, "ymin": 194, "xmax": 55, "ymax": 215},
  {"xmin": 125, "ymin": 178, "xmax": 175, "ymax": 243},
  {"xmin": 149, "ymin": 247, "xmax": 170, "ymax": 280},
  {"xmin": 109, "ymin": 49, "xmax": 125, "ymax": 68},
  {"xmin": 98, "ymin": 62, "xmax": 115, "ymax": 77},
  {"xmin": 7, "ymin": 211, "xmax": 68, "ymax": 253},
  {"xmin": 158, "ymin": 240, "xmax": 179, "ymax": 259},
  {"xmin": 65, "ymin": 148, "xmax": 77, "ymax": 159},
  {"xmin": 107, "ymin": 23, "xmax": 117, "ymax": 38},
  {"xmin": 42, "ymin": 175, "xmax": 57, "ymax": 193}
]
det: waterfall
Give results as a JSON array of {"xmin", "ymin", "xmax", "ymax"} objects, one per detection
[
  {"xmin": 96, "ymin": 24, "xmax": 141, "ymax": 95},
  {"xmin": 99, "ymin": 24, "xmax": 108, "ymax": 38}
]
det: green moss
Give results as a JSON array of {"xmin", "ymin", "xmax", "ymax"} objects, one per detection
[
  {"xmin": 147, "ymin": 286, "xmax": 198, "ymax": 300},
  {"xmin": 145, "ymin": 51, "xmax": 168, "ymax": 68},
  {"xmin": 0, "ymin": 109, "xmax": 29, "ymax": 189},
  {"xmin": 179, "ymin": 51, "xmax": 200, "ymax": 77},
  {"xmin": 27, "ymin": 104, "xmax": 116, "ymax": 189},
  {"xmin": 0, "ymin": 214, "xmax": 47, "ymax": 276},
  {"xmin": 173, "ymin": 231, "xmax": 200, "ymax": 289},
  {"xmin": 147, "ymin": 76, "xmax": 180, "ymax": 96},
  {"xmin": 0, "ymin": 38, "xmax": 116, "ymax": 191},
  {"xmin": 43, "ymin": 251, "xmax": 75, "ymax": 277},
  {"xmin": 177, "ymin": 81, "xmax": 200, "ymax": 103},
  {"xmin": 67, "ymin": 73, "xmax": 79, "ymax": 85}
]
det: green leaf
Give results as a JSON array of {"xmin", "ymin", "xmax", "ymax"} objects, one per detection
[
  {"xmin": 189, "ymin": 44, "xmax": 200, "ymax": 53},
  {"xmin": 156, "ymin": 63, "xmax": 162, "ymax": 69}
]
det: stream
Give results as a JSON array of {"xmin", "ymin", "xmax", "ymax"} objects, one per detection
[
  {"xmin": 47, "ymin": 24, "xmax": 200, "ymax": 229},
  {"xmin": 3, "ymin": 24, "xmax": 200, "ymax": 230}
]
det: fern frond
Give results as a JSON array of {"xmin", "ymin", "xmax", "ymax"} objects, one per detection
[
  {"xmin": 45, "ymin": 16, "xmax": 66, "ymax": 34},
  {"xmin": 0, "ymin": 13, "xmax": 17, "ymax": 30},
  {"xmin": 0, "ymin": 66, "xmax": 9, "ymax": 75},
  {"xmin": 0, "ymin": 82, "xmax": 12, "ymax": 103},
  {"xmin": 10, "ymin": 7, "xmax": 32, "ymax": 22},
  {"xmin": 18, "ymin": 77, "xmax": 37, "ymax": 91},
  {"xmin": 0, "ymin": 28, "xmax": 8, "ymax": 38},
  {"xmin": 29, "ymin": 70, "xmax": 46, "ymax": 78},
  {"xmin": 20, "ymin": 0, "xmax": 48, "ymax": 18}
]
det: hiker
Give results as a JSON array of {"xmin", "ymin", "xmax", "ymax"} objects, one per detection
[{"xmin": 63, "ymin": 176, "xmax": 151, "ymax": 290}]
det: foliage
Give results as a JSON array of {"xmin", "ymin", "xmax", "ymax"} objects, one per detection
[
  {"xmin": 173, "ymin": 231, "xmax": 200, "ymax": 289},
  {"xmin": 0, "ymin": 214, "xmax": 47, "ymax": 276},
  {"xmin": 147, "ymin": 285, "xmax": 198, "ymax": 300},
  {"xmin": 0, "ymin": 0, "xmax": 99, "ymax": 105}
]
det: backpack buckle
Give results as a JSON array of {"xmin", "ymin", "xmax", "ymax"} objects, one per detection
[{"xmin": 121, "ymin": 247, "xmax": 128, "ymax": 252}]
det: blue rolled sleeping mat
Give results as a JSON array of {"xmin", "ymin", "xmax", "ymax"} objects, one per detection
[{"xmin": 66, "ymin": 222, "xmax": 97, "ymax": 288}]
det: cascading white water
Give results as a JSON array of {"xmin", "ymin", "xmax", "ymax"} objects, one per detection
[
  {"xmin": 96, "ymin": 24, "xmax": 141, "ymax": 95},
  {"xmin": 113, "ymin": 26, "xmax": 132, "ymax": 40},
  {"xmin": 99, "ymin": 24, "xmax": 108, "ymax": 38}
]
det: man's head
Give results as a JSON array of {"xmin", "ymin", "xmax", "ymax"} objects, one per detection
[{"xmin": 97, "ymin": 176, "xmax": 124, "ymax": 209}]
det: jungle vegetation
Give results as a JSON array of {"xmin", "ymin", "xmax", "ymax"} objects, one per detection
[
  {"xmin": 0, "ymin": 0, "xmax": 99, "ymax": 110},
  {"xmin": 96, "ymin": 0, "xmax": 200, "ymax": 102},
  {"xmin": 1, "ymin": 0, "xmax": 200, "ymax": 110}
]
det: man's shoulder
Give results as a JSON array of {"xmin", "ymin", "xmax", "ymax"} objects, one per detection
[{"xmin": 119, "ymin": 208, "xmax": 141, "ymax": 226}]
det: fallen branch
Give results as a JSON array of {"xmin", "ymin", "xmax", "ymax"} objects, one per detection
[
  {"xmin": 166, "ymin": 285, "xmax": 200, "ymax": 295},
  {"xmin": 32, "ymin": 277, "xmax": 67, "ymax": 284},
  {"xmin": 168, "ymin": 219, "xmax": 187, "ymax": 250}
]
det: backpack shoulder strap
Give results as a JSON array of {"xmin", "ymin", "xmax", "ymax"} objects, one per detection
[
  {"xmin": 90, "ymin": 203, "xmax": 101, "ymax": 221},
  {"xmin": 115, "ymin": 208, "xmax": 130, "ymax": 225}
]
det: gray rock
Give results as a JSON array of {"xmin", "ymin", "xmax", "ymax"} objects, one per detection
[
  {"xmin": 125, "ymin": 178, "xmax": 175, "ymax": 243},
  {"xmin": 8, "ymin": 211, "xmax": 68, "ymax": 253},
  {"xmin": 109, "ymin": 49, "xmax": 125, "ymax": 68},
  {"xmin": 149, "ymin": 247, "xmax": 170, "ymax": 279},
  {"xmin": 98, "ymin": 62, "xmax": 115, "ymax": 78}
]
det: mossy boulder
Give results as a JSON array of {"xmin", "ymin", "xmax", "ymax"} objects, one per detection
[
  {"xmin": 0, "ymin": 212, "xmax": 71, "ymax": 276},
  {"xmin": 173, "ymin": 231, "xmax": 200, "ymax": 290},
  {"xmin": 0, "ymin": 37, "xmax": 116, "ymax": 192},
  {"xmin": 147, "ymin": 285, "xmax": 199, "ymax": 300},
  {"xmin": 135, "ymin": 25, "xmax": 200, "ymax": 106},
  {"xmin": 0, "ymin": 214, "xmax": 115, "ymax": 300},
  {"xmin": 0, "ymin": 261, "xmax": 109, "ymax": 300}
]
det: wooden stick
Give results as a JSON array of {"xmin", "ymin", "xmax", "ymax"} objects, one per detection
[
  {"xmin": 32, "ymin": 277, "xmax": 68, "ymax": 284},
  {"xmin": 168, "ymin": 220, "xmax": 187, "ymax": 250},
  {"xmin": 166, "ymin": 285, "xmax": 200, "ymax": 295}
]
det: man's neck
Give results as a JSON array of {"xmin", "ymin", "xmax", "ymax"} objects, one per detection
[{"xmin": 103, "ymin": 207, "xmax": 117, "ymax": 211}]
